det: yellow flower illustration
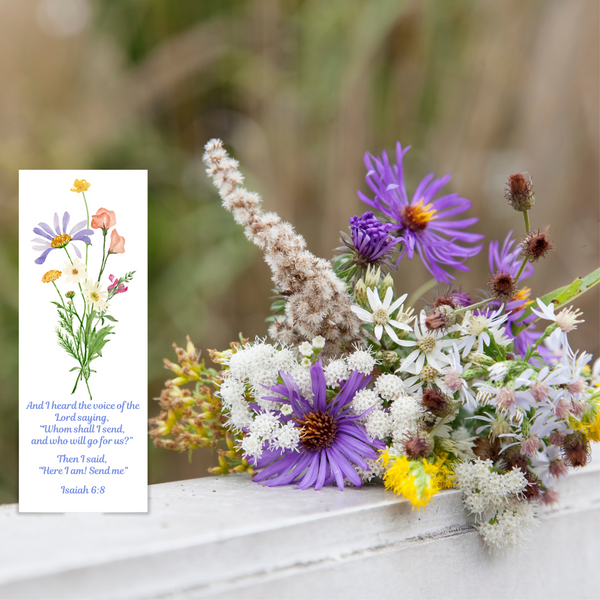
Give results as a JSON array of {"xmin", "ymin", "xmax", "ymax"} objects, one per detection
[
  {"xmin": 41, "ymin": 270, "xmax": 61, "ymax": 283},
  {"xmin": 70, "ymin": 179, "xmax": 91, "ymax": 193}
]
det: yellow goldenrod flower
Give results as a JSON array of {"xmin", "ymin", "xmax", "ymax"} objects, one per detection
[
  {"xmin": 41, "ymin": 270, "xmax": 61, "ymax": 283},
  {"xmin": 70, "ymin": 178, "xmax": 91, "ymax": 193},
  {"xmin": 573, "ymin": 410, "xmax": 600, "ymax": 443},
  {"xmin": 380, "ymin": 450, "xmax": 454, "ymax": 510}
]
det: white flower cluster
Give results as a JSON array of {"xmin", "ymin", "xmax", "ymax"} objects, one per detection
[
  {"xmin": 454, "ymin": 458, "xmax": 535, "ymax": 548},
  {"xmin": 219, "ymin": 341, "xmax": 388, "ymax": 461},
  {"xmin": 478, "ymin": 500, "xmax": 536, "ymax": 549}
]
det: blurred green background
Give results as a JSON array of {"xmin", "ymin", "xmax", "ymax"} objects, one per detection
[{"xmin": 0, "ymin": 0, "xmax": 598, "ymax": 503}]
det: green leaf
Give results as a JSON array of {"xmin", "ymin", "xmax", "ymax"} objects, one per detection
[
  {"xmin": 102, "ymin": 314, "xmax": 118, "ymax": 322},
  {"xmin": 519, "ymin": 267, "xmax": 600, "ymax": 324}
]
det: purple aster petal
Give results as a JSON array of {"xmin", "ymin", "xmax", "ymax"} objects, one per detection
[
  {"xmin": 62, "ymin": 212, "xmax": 70, "ymax": 234},
  {"xmin": 310, "ymin": 358, "xmax": 327, "ymax": 411},
  {"xmin": 359, "ymin": 142, "xmax": 482, "ymax": 282},
  {"xmin": 34, "ymin": 247, "xmax": 55, "ymax": 265},
  {"xmin": 73, "ymin": 245, "xmax": 82, "ymax": 259},
  {"xmin": 315, "ymin": 449, "xmax": 329, "ymax": 490},
  {"xmin": 328, "ymin": 445, "xmax": 363, "ymax": 488},
  {"xmin": 37, "ymin": 222, "xmax": 56, "ymax": 238},
  {"xmin": 69, "ymin": 220, "xmax": 88, "ymax": 236},
  {"xmin": 53, "ymin": 213, "xmax": 60, "ymax": 234}
]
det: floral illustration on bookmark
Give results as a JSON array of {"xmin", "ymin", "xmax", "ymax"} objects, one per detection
[
  {"xmin": 33, "ymin": 180, "xmax": 135, "ymax": 399},
  {"xmin": 20, "ymin": 170, "xmax": 147, "ymax": 513}
]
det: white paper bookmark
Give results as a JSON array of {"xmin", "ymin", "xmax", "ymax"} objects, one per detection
[{"xmin": 19, "ymin": 170, "xmax": 147, "ymax": 512}]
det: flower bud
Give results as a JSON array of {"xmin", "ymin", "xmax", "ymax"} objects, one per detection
[
  {"xmin": 353, "ymin": 279, "xmax": 369, "ymax": 308},
  {"xmin": 65, "ymin": 291, "xmax": 75, "ymax": 299},
  {"xmin": 382, "ymin": 351, "xmax": 398, "ymax": 369},
  {"xmin": 505, "ymin": 172, "xmax": 535, "ymax": 211},
  {"xmin": 380, "ymin": 272, "xmax": 394, "ymax": 300},
  {"xmin": 365, "ymin": 265, "xmax": 381, "ymax": 290}
]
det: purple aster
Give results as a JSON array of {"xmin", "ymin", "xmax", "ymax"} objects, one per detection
[
  {"xmin": 488, "ymin": 230, "xmax": 534, "ymax": 281},
  {"xmin": 336, "ymin": 211, "xmax": 403, "ymax": 277},
  {"xmin": 358, "ymin": 142, "xmax": 483, "ymax": 283},
  {"xmin": 252, "ymin": 359, "xmax": 384, "ymax": 490},
  {"xmin": 32, "ymin": 212, "xmax": 93, "ymax": 265}
]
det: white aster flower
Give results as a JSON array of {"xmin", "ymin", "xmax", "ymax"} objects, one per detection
[
  {"xmin": 473, "ymin": 383, "xmax": 535, "ymax": 418},
  {"xmin": 457, "ymin": 306, "xmax": 508, "ymax": 358},
  {"xmin": 351, "ymin": 287, "xmax": 413, "ymax": 345},
  {"xmin": 442, "ymin": 343, "xmax": 476, "ymax": 409},
  {"xmin": 63, "ymin": 257, "xmax": 88, "ymax": 284},
  {"xmin": 399, "ymin": 311, "xmax": 454, "ymax": 374},
  {"xmin": 532, "ymin": 298, "xmax": 584, "ymax": 335}
]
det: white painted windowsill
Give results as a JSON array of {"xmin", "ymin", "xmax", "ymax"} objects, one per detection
[{"xmin": 0, "ymin": 462, "xmax": 598, "ymax": 600}]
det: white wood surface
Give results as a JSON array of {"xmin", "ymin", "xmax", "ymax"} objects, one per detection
[{"xmin": 0, "ymin": 462, "xmax": 598, "ymax": 600}]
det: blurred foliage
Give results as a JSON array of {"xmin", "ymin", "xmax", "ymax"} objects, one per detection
[{"xmin": 0, "ymin": 0, "xmax": 597, "ymax": 503}]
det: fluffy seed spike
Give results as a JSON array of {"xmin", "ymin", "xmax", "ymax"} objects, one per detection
[{"xmin": 203, "ymin": 140, "xmax": 362, "ymax": 357}]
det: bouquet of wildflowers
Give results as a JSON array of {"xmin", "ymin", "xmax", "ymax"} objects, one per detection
[
  {"xmin": 33, "ymin": 179, "xmax": 135, "ymax": 399},
  {"xmin": 150, "ymin": 140, "xmax": 599, "ymax": 549}
]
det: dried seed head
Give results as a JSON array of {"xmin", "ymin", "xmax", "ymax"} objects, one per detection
[
  {"xmin": 522, "ymin": 471, "xmax": 541, "ymax": 501},
  {"xmin": 425, "ymin": 305, "xmax": 455, "ymax": 332},
  {"xmin": 505, "ymin": 172, "xmax": 535, "ymax": 211},
  {"xmin": 403, "ymin": 431, "xmax": 434, "ymax": 459},
  {"xmin": 473, "ymin": 437, "xmax": 502, "ymax": 462},
  {"xmin": 541, "ymin": 487, "xmax": 560, "ymax": 505},
  {"xmin": 562, "ymin": 431, "xmax": 590, "ymax": 468},
  {"xmin": 488, "ymin": 270, "xmax": 517, "ymax": 302},
  {"xmin": 421, "ymin": 386, "xmax": 451, "ymax": 417},
  {"xmin": 503, "ymin": 450, "xmax": 529, "ymax": 474},
  {"xmin": 521, "ymin": 228, "xmax": 553, "ymax": 263}
]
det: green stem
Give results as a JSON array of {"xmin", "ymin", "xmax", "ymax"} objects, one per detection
[
  {"xmin": 523, "ymin": 210, "xmax": 530, "ymax": 233},
  {"xmin": 82, "ymin": 191, "xmax": 91, "ymax": 267},
  {"xmin": 407, "ymin": 277, "xmax": 438, "ymax": 309},
  {"xmin": 514, "ymin": 256, "xmax": 529, "ymax": 287},
  {"xmin": 524, "ymin": 323, "xmax": 558, "ymax": 362},
  {"xmin": 98, "ymin": 229, "xmax": 109, "ymax": 282},
  {"xmin": 453, "ymin": 297, "xmax": 493, "ymax": 316},
  {"xmin": 52, "ymin": 281, "xmax": 66, "ymax": 308},
  {"xmin": 63, "ymin": 247, "xmax": 86, "ymax": 307}
]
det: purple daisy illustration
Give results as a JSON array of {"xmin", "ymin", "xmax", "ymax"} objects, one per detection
[
  {"xmin": 32, "ymin": 211, "xmax": 94, "ymax": 264},
  {"xmin": 253, "ymin": 359, "xmax": 384, "ymax": 490},
  {"xmin": 358, "ymin": 142, "xmax": 483, "ymax": 283}
]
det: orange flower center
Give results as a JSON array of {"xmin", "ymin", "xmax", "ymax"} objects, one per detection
[
  {"xmin": 50, "ymin": 233, "xmax": 72, "ymax": 248},
  {"xmin": 71, "ymin": 268, "xmax": 79, "ymax": 275},
  {"xmin": 401, "ymin": 199, "xmax": 437, "ymax": 232},
  {"xmin": 90, "ymin": 292, "xmax": 100, "ymax": 302},
  {"xmin": 509, "ymin": 286, "xmax": 533, "ymax": 313}
]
